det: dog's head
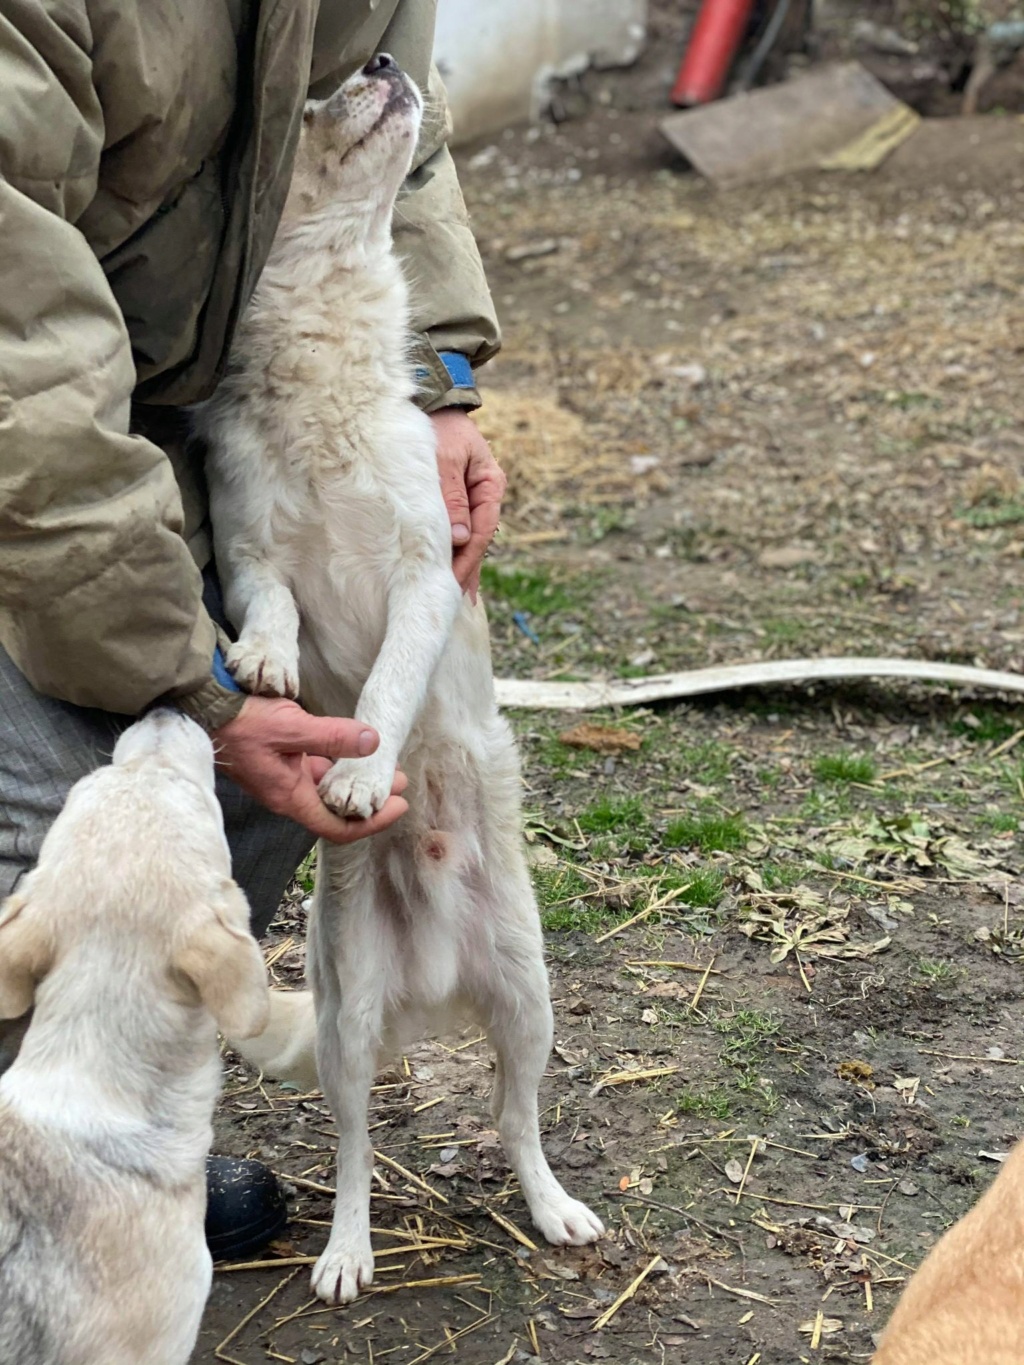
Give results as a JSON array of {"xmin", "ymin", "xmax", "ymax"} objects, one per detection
[
  {"xmin": 280, "ymin": 54, "xmax": 423, "ymax": 251},
  {"xmin": 0, "ymin": 710, "xmax": 269, "ymax": 1040}
]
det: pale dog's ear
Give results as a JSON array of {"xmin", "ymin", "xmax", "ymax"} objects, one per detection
[
  {"xmin": 0, "ymin": 888, "xmax": 53, "ymax": 1019},
  {"xmin": 174, "ymin": 881, "xmax": 269, "ymax": 1040}
]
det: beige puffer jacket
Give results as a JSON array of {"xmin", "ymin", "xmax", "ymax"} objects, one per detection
[{"xmin": 0, "ymin": 0, "xmax": 499, "ymax": 728}]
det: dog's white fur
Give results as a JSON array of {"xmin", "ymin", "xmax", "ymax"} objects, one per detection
[
  {"xmin": 195, "ymin": 60, "xmax": 604, "ymax": 1305},
  {"xmin": 0, "ymin": 710, "xmax": 269, "ymax": 1365}
]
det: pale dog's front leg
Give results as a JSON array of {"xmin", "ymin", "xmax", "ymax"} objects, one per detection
[
  {"xmin": 220, "ymin": 554, "xmax": 302, "ymax": 700},
  {"xmin": 319, "ymin": 564, "xmax": 462, "ymax": 818}
]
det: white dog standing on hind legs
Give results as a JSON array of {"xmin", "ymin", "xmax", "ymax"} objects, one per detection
[{"xmin": 196, "ymin": 54, "xmax": 604, "ymax": 1306}]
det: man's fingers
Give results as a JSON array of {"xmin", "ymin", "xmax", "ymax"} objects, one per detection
[
  {"xmin": 452, "ymin": 477, "xmax": 500, "ymax": 593},
  {"xmin": 305, "ymin": 757, "xmax": 408, "ymax": 797},
  {"xmin": 306, "ymin": 755, "xmax": 333, "ymax": 785},
  {"xmin": 323, "ymin": 793, "xmax": 410, "ymax": 844},
  {"xmin": 274, "ymin": 706, "xmax": 380, "ymax": 761},
  {"xmin": 285, "ymin": 768, "xmax": 409, "ymax": 842},
  {"xmin": 452, "ymin": 533, "xmax": 489, "ymax": 592},
  {"xmin": 439, "ymin": 459, "xmax": 472, "ymax": 546},
  {"xmin": 464, "ymin": 562, "xmax": 482, "ymax": 603}
]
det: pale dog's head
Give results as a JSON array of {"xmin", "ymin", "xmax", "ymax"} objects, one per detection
[
  {"xmin": 279, "ymin": 53, "xmax": 423, "ymax": 253},
  {"xmin": 0, "ymin": 710, "xmax": 269, "ymax": 1040}
]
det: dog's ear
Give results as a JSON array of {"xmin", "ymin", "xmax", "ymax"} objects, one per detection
[
  {"xmin": 174, "ymin": 882, "xmax": 269, "ymax": 1040},
  {"xmin": 0, "ymin": 889, "xmax": 52, "ymax": 1019}
]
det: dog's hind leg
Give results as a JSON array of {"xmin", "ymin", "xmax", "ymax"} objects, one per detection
[
  {"xmin": 475, "ymin": 912, "xmax": 604, "ymax": 1247},
  {"xmin": 309, "ymin": 1012, "xmax": 379, "ymax": 1305},
  {"xmin": 307, "ymin": 870, "xmax": 385, "ymax": 1306}
]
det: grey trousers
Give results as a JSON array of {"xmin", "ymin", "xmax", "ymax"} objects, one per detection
[{"xmin": 0, "ymin": 575, "xmax": 315, "ymax": 939}]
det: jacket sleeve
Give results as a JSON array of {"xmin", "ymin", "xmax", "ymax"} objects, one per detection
[
  {"xmin": 0, "ymin": 3, "xmax": 243, "ymax": 728},
  {"xmin": 312, "ymin": 0, "xmax": 501, "ymax": 411}
]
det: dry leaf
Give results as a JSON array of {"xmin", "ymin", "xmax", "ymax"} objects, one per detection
[
  {"xmin": 798, "ymin": 1317, "xmax": 844, "ymax": 1336},
  {"xmin": 543, "ymin": 1259, "xmax": 581, "ymax": 1281},
  {"xmin": 559, "ymin": 723, "xmax": 642, "ymax": 754},
  {"xmin": 758, "ymin": 544, "xmax": 819, "ymax": 569},
  {"xmin": 893, "ymin": 1076, "xmax": 920, "ymax": 1104},
  {"xmin": 647, "ymin": 981, "xmax": 690, "ymax": 1000}
]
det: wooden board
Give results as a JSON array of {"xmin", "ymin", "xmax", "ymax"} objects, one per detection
[
  {"xmin": 495, "ymin": 656, "xmax": 1024, "ymax": 711},
  {"xmin": 660, "ymin": 62, "xmax": 915, "ymax": 188}
]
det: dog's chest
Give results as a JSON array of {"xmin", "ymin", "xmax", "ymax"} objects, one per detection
[{"xmin": 271, "ymin": 405, "xmax": 449, "ymax": 588}]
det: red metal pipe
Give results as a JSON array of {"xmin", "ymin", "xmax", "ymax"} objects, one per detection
[{"xmin": 671, "ymin": 0, "xmax": 756, "ymax": 106}]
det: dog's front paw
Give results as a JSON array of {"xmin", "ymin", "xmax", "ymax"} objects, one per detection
[
  {"xmin": 318, "ymin": 756, "xmax": 395, "ymax": 820},
  {"xmin": 225, "ymin": 638, "xmax": 300, "ymax": 700},
  {"xmin": 311, "ymin": 1236, "xmax": 374, "ymax": 1305},
  {"xmin": 532, "ymin": 1194, "xmax": 605, "ymax": 1247}
]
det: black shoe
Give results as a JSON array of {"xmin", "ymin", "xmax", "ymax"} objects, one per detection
[{"xmin": 205, "ymin": 1155, "xmax": 288, "ymax": 1260}]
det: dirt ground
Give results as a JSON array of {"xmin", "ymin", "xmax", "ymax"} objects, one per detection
[{"xmin": 193, "ymin": 33, "xmax": 1024, "ymax": 1365}]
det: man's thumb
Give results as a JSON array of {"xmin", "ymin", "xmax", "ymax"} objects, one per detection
[{"xmin": 289, "ymin": 712, "xmax": 379, "ymax": 759}]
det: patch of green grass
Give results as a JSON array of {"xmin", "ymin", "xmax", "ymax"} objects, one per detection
[
  {"xmin": 709, "ymin": 1012, "xmax": 784, "ymax": 1115},
  {"xmin": 761, "ymin": 617, "xmax": 806, "ymax": 647},
  {"xmin": 577, "ymin": 794, "xmax": 647, "ymax": 835},
  {"xmin": 887, "ymin": 389, "xmax": 935, "ymax": 409},
  {"xmin": 677, "ymin": 739, "xmax": 735, "ymax": 786},
  {"xmin": 677, "ymin": 1087, "xmax": 732, "ymax": 1120},
  {"xmin": 479, "ymin": 564, "xmax": 574, "ymax": 616},
  {"xmin": 761, "ymin": 860, "xmax": 806, "ymax": 890},
  {"xmin": 949, "ymin": 706, "xmax": 1024, "ymax": 745},
  {"xmin": 843, "ymin": 571, "xmax": 875, "ymax": 595},
  {"xmin": 534, "ymin": 733, "xmax": 576, "ymax": 775},
  {"xmin": 734, "ymin": 1073, "xmax": 782, "ymax": 1117},
  {"xmin": 980, "ymin": 810, "xmax": 1019, "ymax": 834},
  {"xmin": 915, "ymin": 958, "xmax": 960, "ymax": 984},
  {"xmin": 577, "ymin": 796, "xmax": 650, "ymax": 852},
  {"xmin": 679, "ymin": 868, "xmax": 726, "ymax": 909},
  {"xmin": 630, "ymin": 864, "xmax": 725, "ymax": 913},
  {"xmin": 583, "ymin": 507, "xmax": 632, "ymax": 543},
  {"xmin": 541, "ymin": 901, "xmax": 611, "ymax": 933},
  {"xmin": 756, "ymin": 766, "xmax": 783, "ymax": 791},
  {"xmin": 533, "ymin": 863, "xmax": 613, "ymax": 933},
  {"xmin": 713, "ymin": 1010, "xmax": 781, "ymax": 1066},
  {"xmin": 295, "ymin": 850, "xmax": 316, "ymax": 894},
  {"xmin": 812, "ymin": 752, "xmax": 877, "ymax": 785},
  {"xmin": 664, "ymin": 811, "xmax": 746, "ymax": 853},
  {"xmin": 799, "ymin": 787, "xmax": 853, "ymax": 820},
  {"xmin": 958, "ymin": 499, "xmax": 1024, "ymax": 529}
]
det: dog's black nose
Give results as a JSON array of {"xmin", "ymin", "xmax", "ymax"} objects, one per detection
[{"xmin": 362, "ymin": 52, "xmax": 395, "ymax": 76}]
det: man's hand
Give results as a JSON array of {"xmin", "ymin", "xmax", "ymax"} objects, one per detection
[
  {"xmin": 212, "ymin": 696, "xmax": 408, "ymax": 842},
  {"xmin": 431, "ymin": 408, "xmax": 506, "ymax": 602}
]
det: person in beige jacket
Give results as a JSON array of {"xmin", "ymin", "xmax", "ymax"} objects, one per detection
[{"xmin": 0, "ymin": 0, "xmax": 503, "ymax": 1256}]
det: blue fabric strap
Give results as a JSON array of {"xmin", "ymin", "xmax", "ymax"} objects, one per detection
[
  {"xmin": 438, "ymin": 350, "xmax": 475, "ymax": 389},
  {"xmin": 212, "ymin": 645, "xmax": 242, "ymax": 692}
]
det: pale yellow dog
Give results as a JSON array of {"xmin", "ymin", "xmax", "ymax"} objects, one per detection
[
  {"xmin": 0, "ymin": 710, "xmax": 269, "ymax": 1365},
  {"xmin": 873, "ymin": 1140, "xmax": 1024, "ymax": 1365}
]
